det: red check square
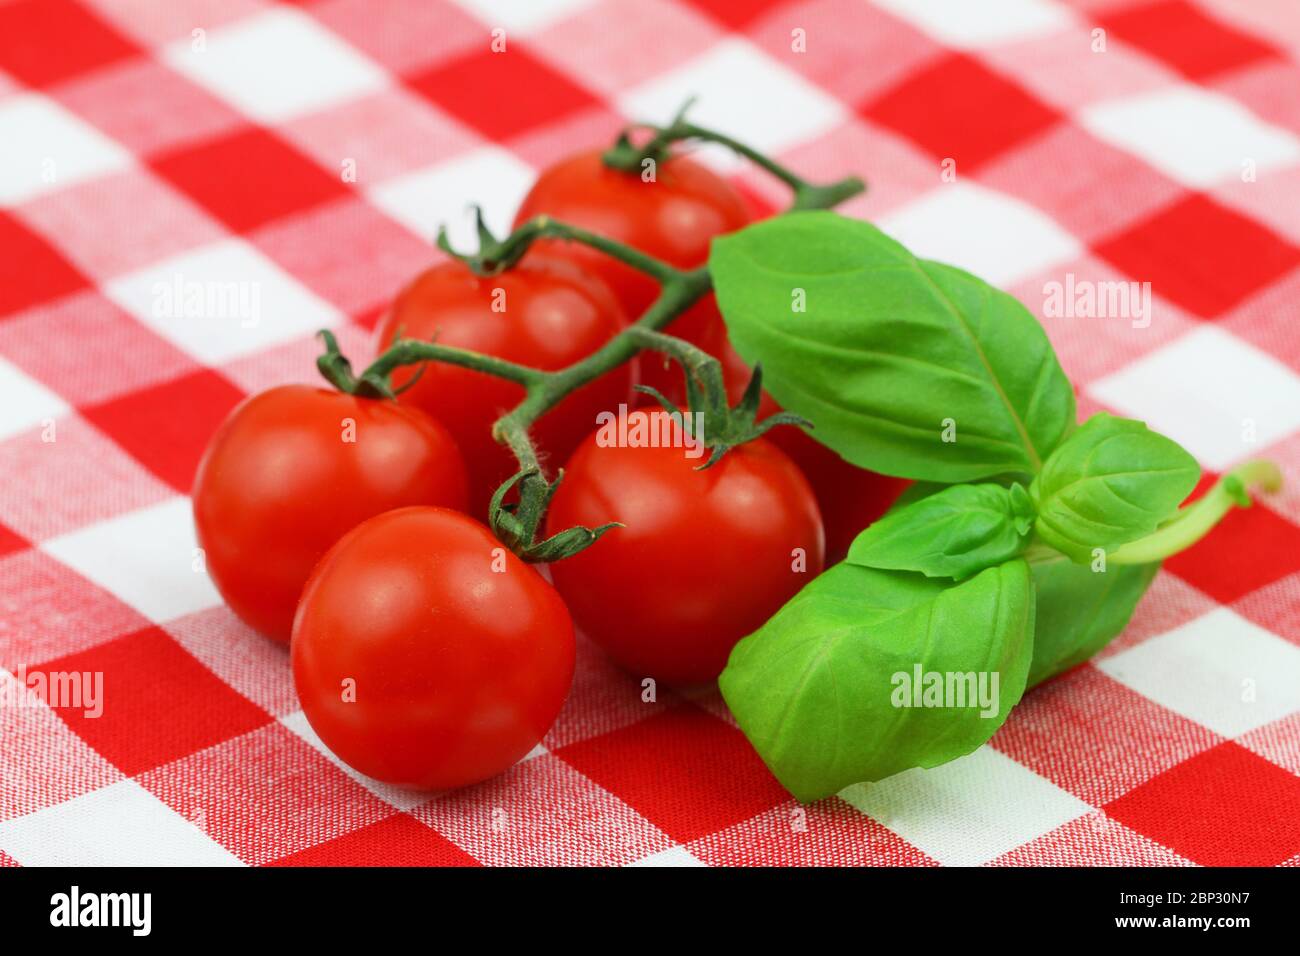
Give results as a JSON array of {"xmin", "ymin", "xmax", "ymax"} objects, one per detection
[
  {"xmin": 150, "ymin": 127, "xmax": 349, "ymax": 234},
  {"xmin": 0, "ymin": 213, "xmax": 88, "ymax": 319},
  {"xmin": 0, "ymin": 522, "xmax": 28, "ymax": 559},
  {"xmin": 1094, "ymin": 194, "xmax": 1300, "ymax": 318},
  {"xmin": 266, "ymin": 813, "xmax": 478, "ymax": 867},
  {"xmin": 406, "ymin": 46, "xmax": 601, "ymax": 142},
  {"xmin": 686, "ymin": 0, "xmax": 792, "ymax": 29},
  {"xmin": 554, "ymin": 702, "xmax": 790, "ymax": 843},
  {"xmin": 0, "ymin": 0, "xmax": 140, "ymax": 87},
  {"xmin": 861, "ymin": 52, "xmax": 1061, "ymax": 172},
  {"xmin": 31, "ymin": 625, "xmax": 272, "ymax": 776},
  {"xmin": 1100, "ymin": 0, "xmax": 1280, "ymax": 81},
  {"xmin": 81, "ymin": 369, "xmax": 246, "ymax": 494},
  {"xmin": 1105, "ymin": 741, "xmax": 1300, "ymax": 866}
]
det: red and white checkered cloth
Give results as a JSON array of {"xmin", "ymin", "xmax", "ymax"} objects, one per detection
[{"xmin": 2, "ymin": 0, "xmax": 1300, "ymax": 867}]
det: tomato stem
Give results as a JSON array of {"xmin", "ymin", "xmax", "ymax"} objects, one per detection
[
  {"xmin": 316, "ymin": 117, "xmax": 865, "ymax": 560},
  {"xmin": 438, "ymin": 207, "xmax": 684, "ymax": 283},
  {"xmin": 362, "ymin": 338, "xmax": 546, "ymax": 389},
  {"xmin": 602, "ymin": 103, "xmax": 865, "ymax": 211}
]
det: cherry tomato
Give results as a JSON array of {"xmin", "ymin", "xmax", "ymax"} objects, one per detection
[
  {"xmin": 514, "ymin": 149, "xmax": 750, "ymax": 399},
  {"xmin": 545, "ymin": 409, "xmax": 824, "ymax": 684},
  {"xmin": 193, "ymin": 385, "xmax": 468, "ymax": 643},
  {"xmin": 377, "ymin": 253, "xmax": 632, "ymax": 516},
  {"xmin": 718, "ymin": 340, "xmax": 908, "ymax": 562},
  {"xmin": 292, "ymin": 506, "xmax": 575, "ymax": 789}
]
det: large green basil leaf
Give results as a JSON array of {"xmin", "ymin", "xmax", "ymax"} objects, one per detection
[
  {"xmin": 719, "ymin": 560, "xmax": 1034, "ymax": 802},
  {"xmin": 709, "ymin": 212, "xmax": 1075, "ymax": 483},
  {"xmin": 1028, "ymin": 557, "xmax": 1159, "ymax": 686},
  {"xmin": 847, "ymin": 482, "xmax": 1034, "ymax": 580},
  {"xmin": 1031, "ymin": 413, "xmax": 1199, "ymax": 561}
]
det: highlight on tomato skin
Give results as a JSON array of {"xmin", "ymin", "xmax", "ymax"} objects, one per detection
[
  {"xmin": 376, "ymin": 251, "xmax": 634, "ymax": 518},
  {"xmin": 514, "ymin": 148, "xmax": 751, "ymax": 402},
  {"xmin": 291, "ymin": 506, "xmax": 576, "ymax": 790},
  {"xmin": 544, "ymin": 408, "xmax": 825, "ymax": 686},
  {"xmin": 191, "ymin": 385, "xmax": 469, "ymax": 644}
]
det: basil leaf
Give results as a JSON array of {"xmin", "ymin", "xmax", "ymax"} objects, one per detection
[
  {"xmin": 719, "ymin": 560, "xmax": 1034, "ymax": 802},
  {"xmin": 1029, "ymin": 557, "xmax": 1159, "ymax": 686},
  {"xmin": 847, "ymin": 482, "xmax": 1034, "ymax": 580},
  {"xmin": 709, "ymin": 212, "xmax": 1075, "ymax": 482},
  {"xmin": 1031, "ymin": 413, "xmax": 1200, "ymax": 561}
]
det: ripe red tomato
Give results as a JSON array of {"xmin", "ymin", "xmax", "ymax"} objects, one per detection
[
  {"xmin": 717, "ymin": 340, "xmax": 908, "ymax": 562},
  {"xmin": 377, "ymin": 253, "xmax": 632, "ymax": 516},
  {"xmin": 514, "ymin": 149, "xmax": 750, "ymax": 398},
  {"xmin": 292, "ymin": 506, "xmax": 575, "ymax": 789},
  {"xmin": 545, "ymin": 409, "xmax": 824, "ymax": 684},
  {"xmin": 192, "ymin": 385, "xmax": 468, "ymax": 643}
]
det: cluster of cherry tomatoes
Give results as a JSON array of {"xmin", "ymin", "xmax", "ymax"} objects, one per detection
[{"xmin": 192, "ymin": 147, "xmax": 904, "ymax": 791}]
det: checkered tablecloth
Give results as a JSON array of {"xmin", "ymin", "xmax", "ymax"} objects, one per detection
[{"xmin": 2, "ymin": 0, "xmax": 1300, "ymax": 868}]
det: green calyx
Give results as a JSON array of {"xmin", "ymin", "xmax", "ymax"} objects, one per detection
[
  {"xmin": 600, "ymin": 98, "xmax": 695, "ymax": 173},
  {"xmin": 486, "ymin": 467, "xmax": 620, "ymax": 563},
  {"xmin": 315, "ymin": 330, "xmax": 399, "ymax": 399},
  {"xmin": 435, "ymin": 206, "xmax": 540, "ymax": 277},
  {"xmin": 626, "ymin": 326, "xmax": 811, "ymax": 469}
]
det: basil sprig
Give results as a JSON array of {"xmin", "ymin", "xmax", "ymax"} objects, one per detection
[{"xmin": 711, "ymin": 213, "xmax": 1280, "ymax": 802}]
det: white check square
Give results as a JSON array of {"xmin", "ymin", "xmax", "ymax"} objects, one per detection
[
  {"xmin": 1097, "ymin": 608, "xmax": 1300, "ymax": 738},
  {"xmin": 41, "ymin": 497, "xmax": 222, "ymax": 624},
  {"xmin": 367, "ymin": 145, "xmax": 535, "ymax": 248},
  {"xmin": 104, "ymin": 237, "xmax": 343, "ymax": 364},
  {"xmin": 0, "ymin": 779, "xmax": 242, "ymax": 866},
  {"xmin": 869, "ymin": 0, "xmax": 1075, "ymax": 48},
  {"xmin": 0, "ymin": 355, "xmax": 69, "ymax": 442},
  {"xmin": 627, "ymin": 846, "xmax": 707, "ymax": 867},
  {"xmin": 0, "ymin": 93, "xmax": 132, "ymax": 206},
  {"xmin": 879, "ymin": 182, "xmax": 1083, "ymax": 287},
  {"xmin": 618, "ymin": 39, "xmax": 846, "ymax": 174},
  {"xmin": 162, "ymin": 7, "xmax": 388, "ymax": 123},
  {"xmin": 1088, "ymin": 326, "xmax": 1300, "ymax": 469},
  {"xmin": 840, "ymin": 746, "xmax": 1091, "ymax": 866},
  {"xmin": 449, "ymin": 0, "xmax": 599, "ymax": 32},
  {"xmin": 1079, "ymin": 86, "xmax": 1300, "ymax": 188}
]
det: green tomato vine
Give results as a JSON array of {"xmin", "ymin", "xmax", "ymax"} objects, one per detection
[{"xmin": 316, "ymin": 110, "xmax": 865, "ymax": 562}]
